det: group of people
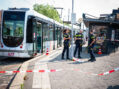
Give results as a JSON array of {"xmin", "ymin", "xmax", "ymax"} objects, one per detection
[{"xmin": 61, "ymin": 29, "xmax": 96, "ymax": 62}]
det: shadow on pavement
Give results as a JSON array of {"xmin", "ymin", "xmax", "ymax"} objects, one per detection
[
  {"xmin": 79, "ymin": 46, "xmax": 108, "ymax": 59},
  {"xmin": 48, "ymin": 53, "xmax": 63, "ymax": 62},
  {"xmin": 47, "ymin": 46, "xmax": 109, "ymax": 63},
  {"xmin": 107, "ymin": 85, "xmax": 119, "ymax": 89},
  {"xmin": 69, "ymin": 60, "xmax": 89, "ymax": 65}
]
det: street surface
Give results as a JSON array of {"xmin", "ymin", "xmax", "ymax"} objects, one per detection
[
  {"xmin": 23, "ymin": 46, "xmax": 119, "ymax": 89},
  {"xmin": 0, "ymin": 57, "xmax": 28, "ymax": 89}
]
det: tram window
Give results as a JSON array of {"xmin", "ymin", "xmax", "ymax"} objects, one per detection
[
  {"xmin": 49, "ymin": 30, "xmax": 53, "ymax": 41},
  {"xmin": 3, "ymin": 12, "xmax": 24, "ymax": 37},
  {"xmin": 2, "ymin": 11, "xmax": 25, "ymax": 47},
  {"xmin": 49, "ymin": 24, "xmax": 53, "ymax": 41},
  {"xmin": 26, "ymin": 17, "xmax": 33, "ymax": 43},
  {"xmin": 55, "ymin": 27, "xmax": 58, "ymax": 40}
]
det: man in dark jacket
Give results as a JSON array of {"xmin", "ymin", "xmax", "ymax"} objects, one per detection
[
  {"xmin": 62, "ymin": 29, "xmax": 71, "ymax": 59},
  {"xmin": 74, "ymin": 30, "xmax": 83, "ymax": 58},
  {"xmin": 88, "ymin": 30, "xmax": 96, "ymax": 62}
]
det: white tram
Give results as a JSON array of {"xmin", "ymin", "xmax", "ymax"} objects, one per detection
[{"xmin": 0, "ymin": 8, "xmax": 70, "ymax": 58}]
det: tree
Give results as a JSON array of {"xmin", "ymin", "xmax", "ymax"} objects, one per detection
[{"xmin": 33, "ymin": 4, "xmax": 62, "ymax": 23}]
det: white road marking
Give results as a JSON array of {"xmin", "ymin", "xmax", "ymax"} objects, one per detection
[
  {"xmin": 32, "ymin": 62, "xmax": 42, "ymax": 88},
  {"xmin": 32, "ymin": 62, "xmax": 51, "ymax": 89},
  {"xmin": 41, "ymin": 64, "xmax": 51, "ymax": 89},
  {"xmin": 32, "ymin": 49, "xmax": 62, "ymax": 89}
]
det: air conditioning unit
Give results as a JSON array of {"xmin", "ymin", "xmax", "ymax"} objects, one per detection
[{"xmin": 8, "ymin": 8, "xmax": 30, "ymax": 11}]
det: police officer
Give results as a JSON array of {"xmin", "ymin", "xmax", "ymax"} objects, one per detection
[
  {"xmin": 62, "ymin": 29, "xmax": 71, "ymax": 60},
  {"xmin": 88, "ymin": 30, "xmax": 96, "ymax": 62},
  {"xmin": 74, "ymin": 30, "xmax": 83, "ymax": 58},
  {"xmin": 80, "ymin": 30, "xmax": 83, "ymax": 52}
]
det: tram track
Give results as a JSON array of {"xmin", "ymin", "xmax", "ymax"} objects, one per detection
[{"xmin": 0, "ymin": 57, "xmax": 29, "ymax": 89}]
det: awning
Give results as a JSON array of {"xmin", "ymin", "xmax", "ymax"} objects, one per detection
[{"xmin": 83, "ymin": 13, "xmax": 119, "ymax": 27}]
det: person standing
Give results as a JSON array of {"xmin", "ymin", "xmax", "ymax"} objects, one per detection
[
  {"xmin": 74, "ymin": 30, "xmax": 83, "ymax": 58},
  {"xmin": 80, "ymin": 30, "xmax": 83, "ymax": 52},
  {"xmin": 62, "ymin": 29, "xmax": 71, "ymax": 60},
  {"xmin": 88, "ymin": 30, "xmax": 96, "ymax": 62}
]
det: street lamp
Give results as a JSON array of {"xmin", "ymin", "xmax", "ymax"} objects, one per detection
[
  {"xmin": 54, "ymin": 7, "xmax": 63, "ymax": 18},
  {"xmin": 71, "ymin": 0, "xmax": 75, "ymax": 59}
]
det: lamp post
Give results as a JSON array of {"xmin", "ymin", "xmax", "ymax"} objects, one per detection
[
  {"xmin": 71, "ymin": 0, "xmax": 74, "ymax": 59},
  {"xmin": 54, "ymin": 7, "xmax": 63, "ymax": 18}
]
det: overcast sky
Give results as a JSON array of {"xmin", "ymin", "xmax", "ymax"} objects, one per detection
[{"xmin": 0, "ymin": 0, "xmax": 119, "ymax": 21}]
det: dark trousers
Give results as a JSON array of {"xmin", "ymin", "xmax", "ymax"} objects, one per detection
[
  {"xmin": 89, "ymin": 46, "xmax": 95, "ymax": 60},
  {"xmin": 74, "ymin": 43, "xmax": 81, "ymax": 58},
  {"xmin": 80, "ymin": 44, "xmax": 82, "ymax": 52},
  {"xmin": 62, "ymin": 43, "xmax": 69, "ymax": 59}
]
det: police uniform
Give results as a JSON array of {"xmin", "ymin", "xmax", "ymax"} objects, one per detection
[
  {"xmin": 62, "ymin": 33, "xmax": 70, "ymax": 59},
  {"xmin": 88, "ymin": 34, "xmax": 96, "ymax": 61},
  {"xmin": 74, "ymin": 32, "xmax": 83, "ymax": 58}
]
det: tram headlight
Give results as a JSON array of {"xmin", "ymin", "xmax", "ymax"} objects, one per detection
[
  {"xmin": 1, "ymin": 43, "xmax": 3, "ymax": 48},
  {"xmin": 20, "ymin": 43, "xmax": 23, "ymax": 48}
]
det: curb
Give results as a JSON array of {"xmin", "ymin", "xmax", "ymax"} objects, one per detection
[
  {"xmin": 9, "ymin": 62, "xmax": 29, "ymax": 89},
  {"xmin": 9, "ymin": 47, "xmax": 63, "ymax": 89}
]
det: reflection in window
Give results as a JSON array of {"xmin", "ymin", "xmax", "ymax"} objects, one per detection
[
  {"xmin": 2, "ymin": 11, "xmax": 25, "ymax": 47},
  {"xmin": 3, "ymin": 21, "xmax": 24, "ymax": 37}
]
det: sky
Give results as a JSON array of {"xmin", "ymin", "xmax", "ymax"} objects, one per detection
[{"xmin": 0, "ymin": 0, "xmax": 119, "ymax": 21}]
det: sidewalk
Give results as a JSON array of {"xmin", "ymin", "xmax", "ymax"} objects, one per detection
[{"xmin": 23, "ymin": 46, "xmax": 119, "ymax": 89}]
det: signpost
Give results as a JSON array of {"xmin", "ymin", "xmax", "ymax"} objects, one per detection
[
  {"xmin": 0, "ymin": 10, "xmax": 2, "ymax": 42},
  {"xmin": 71, "ymin": 13, "xmax": 76, "ymax": 24},
  {"xmin": 71, "ymin": 0, "xmax": 76, "ymax": 59}
]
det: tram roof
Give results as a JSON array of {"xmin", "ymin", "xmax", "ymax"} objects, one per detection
[
  {"xmin": 29, "ymin": 10, "xmax": 72, "ymax": 29},
  {"xmin": 3, "ymin": 8, "xmax": 72, "ymax": 30}
]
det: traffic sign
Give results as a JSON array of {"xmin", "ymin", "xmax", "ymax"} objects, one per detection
[{"xmin": 71, "ymin": 13, "xmax": 76, "ymax": 24}]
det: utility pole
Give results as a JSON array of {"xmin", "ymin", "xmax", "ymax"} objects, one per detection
[
  {"xmin": 68, "ymin": 9, "xmax": 70, "ymax": 21},
  {"xmin": 35, "ymin": 0, "xmax": 36, "ymax": 5},
  {"xmin": 71, "ymin": 0, "xmax": 75, "ymax": 59}
]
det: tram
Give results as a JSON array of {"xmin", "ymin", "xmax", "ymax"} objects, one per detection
[{"xmin": 0, "ymin": 8, "xmax": 70, "ymax": 58}]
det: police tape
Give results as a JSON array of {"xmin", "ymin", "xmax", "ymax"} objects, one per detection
[
  {"xmin": 0, "ymin": 67, "xmax": 119, "ymax": 76},
  {"xmin": 72, "ymin": 57, "xmax": 119, "ymax": 76},
  {"xmin": 0, "ymin": 69, "xmax": 61, "ymax": 74},
  {"xmin": 98, "ymin": 67, "xmax": 119, "ymax": 75},
  {"xmin": 71, "ymin": 67, "xmax": 119, "ymax": 76},
  {"xmin": 72, "ymin": 57, "xmax": 81, "ymax": 62},
  {"xmin": 72, "ymin": 57, "xmax": 87, "ymax": 63}
]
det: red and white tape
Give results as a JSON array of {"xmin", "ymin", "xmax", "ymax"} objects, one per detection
[
  {"xmin": 98, "ymin": 67, "xmax": 119, "ymax": 76},
  {"xmin": 72, "ymin": 57, "xmax": 83, "ymax": 62},
  {"xmin": 0, "ymin": 69, "xmax": 61, "ymax": 74},
  {"xmin": 71, "ymin": 67, "xmax": 119, "ymax": 76},
  {"xmin": 0, "ymin": 67, "xmax": 119, "ymax": 76},
  {"xmin": 72, "ymin": 57, "xmax": 119, "ymax": 76}
]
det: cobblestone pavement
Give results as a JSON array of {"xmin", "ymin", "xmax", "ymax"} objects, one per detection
[
  {"xmin": 0, "ymin": 57, "xmax": 28, "ymax": 89},
  {"xmin": 24, "ymin": 46, "xmax": 119, "ymax": 89},
  {"xmin": 48, "ymin": 48, "xmax": 119, "ymax": 89}
]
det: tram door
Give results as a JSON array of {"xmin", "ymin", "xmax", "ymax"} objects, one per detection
[
  {"xmin": 36, "ymin": 22, "xmax": 42, "ymax": 53},
  {"xmin": 33, "ymin": 20, "xmax": 37, "ymax": 54},
  {"xmin": 33, "ymin": 21, "xmax": 42, "ymax": 54}
]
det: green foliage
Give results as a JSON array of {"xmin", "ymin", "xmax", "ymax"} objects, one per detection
[
  {"xmin": 33, "ymin": 4, "xmax": 62, "ymax": 23},
  {"xmin": 21, "ymin": 84, "xmax": 24, "ymax": 89}
]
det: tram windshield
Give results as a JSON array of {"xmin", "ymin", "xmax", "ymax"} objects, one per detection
[{"xmin": 2, "ymin": 11, "xmax": 25, "ymax": 47}]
